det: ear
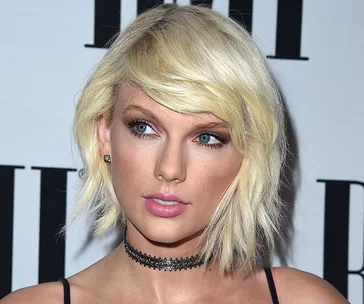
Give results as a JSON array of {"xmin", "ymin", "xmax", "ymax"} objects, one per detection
[{"xmin": 97, "ymin": 116, "xmax": 111, "ymax": 157}]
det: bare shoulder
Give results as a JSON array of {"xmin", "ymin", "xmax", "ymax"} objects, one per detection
[
  {"xmin": 271, "ymin": 267, "xmax": 349, "ymax": 303},
  {"xmin": 0, "ymin": 282, "xmax": 64, "ymax": 304}
]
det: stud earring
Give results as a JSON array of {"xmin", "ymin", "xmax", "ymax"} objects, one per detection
[{"xmin": 104, "ymin": 155, "xmax": 111, "ymax": 163}]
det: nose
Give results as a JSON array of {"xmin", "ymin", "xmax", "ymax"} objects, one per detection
[{"xmin": 154, "ymin": 139, "xmax": 186, "ymax": 183}]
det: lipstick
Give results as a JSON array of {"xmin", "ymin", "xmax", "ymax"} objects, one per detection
[{"xmin": 144, "ymin": 193, "xmax": 188, "ymax": 217}]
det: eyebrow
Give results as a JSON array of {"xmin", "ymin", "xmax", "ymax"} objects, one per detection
[
  {"xmin": 190, "ymin": 121, "xmax": 229, "ymax": 131},
  {"xmin": 122, "ymin": 104, "xmax": 160, "ymax": 122},
  {"xmin": 122, "ymin": 104, "xmax": 229, "ymax": 131}
]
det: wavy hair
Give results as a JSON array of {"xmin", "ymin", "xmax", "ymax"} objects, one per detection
[{"xmin": 73, "ymin": 4, "xmax": 286, "ymax": 272}]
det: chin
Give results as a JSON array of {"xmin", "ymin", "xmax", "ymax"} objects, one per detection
[
  {"xmin": 148, "ymin": 224, "xmax": 189, "ymax": 244},
  {"xmin": 137, "ymin": 220, "xmax": 200, "ymax": 247}
]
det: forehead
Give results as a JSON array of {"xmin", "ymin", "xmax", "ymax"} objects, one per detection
[{"xmin": 116, "ymin": 84, "xmax": 226, "ymax": 125}]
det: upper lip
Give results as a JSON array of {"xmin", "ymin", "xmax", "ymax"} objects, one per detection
[{"xmin": 144, "ymin": 193, "xmax": 187, "ymax": 204}]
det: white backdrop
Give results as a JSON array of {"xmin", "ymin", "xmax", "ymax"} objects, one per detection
[{"xmin": 0, "ymin": 0, "xmax": 363, "ymax": 302}]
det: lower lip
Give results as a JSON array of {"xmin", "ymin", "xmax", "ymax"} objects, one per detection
[{"xmin": 144, "ymin": 198, "xmax": 187, "ymax": 218}]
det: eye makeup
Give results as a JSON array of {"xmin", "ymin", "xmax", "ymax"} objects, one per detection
[
  {"xmin": 193, "ymin": 133, "xmax": 227, "ymax": 149},
  {"xmin": 125, "ymin": 117, "xmax": 229, "ymax": 150},
  {"xmin": 121, "ymin": 102, "xmax": 231, "ymax": 150},
  {"xmin": 126, "ymin": 119, "xmax": 158, "ymax": 139}
]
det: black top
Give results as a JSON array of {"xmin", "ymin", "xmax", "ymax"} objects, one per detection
[
  {"xmin": 60, "ymin": 268, "xmax": 279, "ymax": 303},
  {"xmin": 60, "ymin": 278, "xmax": 70, "ymax": 304},
  {"xmin": 264, "ymin": 268, "xmax": 280, "ymax": 304}
]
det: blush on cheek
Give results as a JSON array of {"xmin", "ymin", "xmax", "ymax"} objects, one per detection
[
  {"xmin": 210, "ymin": 159, "xmax": 240, "ymax": 196},
  {"xmin": 110, "ymin": 138, "xmax": 156, "ymax": 206}
]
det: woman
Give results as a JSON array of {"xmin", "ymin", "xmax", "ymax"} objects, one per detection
[{"xmin": 2, "ymin": 4, "xmax": 348, "ymax": 303}]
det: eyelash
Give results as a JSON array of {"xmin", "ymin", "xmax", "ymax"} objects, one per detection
[
  {"xmin": 197, "ymin": 134, "xmax": 225, "ymax": 149},
  {"xmin": 127, "ymin": 119, "xmax": 155, "ymax": 139},
  {"xmin": 126, "ymin": 119, "xmax": 226, "ymax": 149}
]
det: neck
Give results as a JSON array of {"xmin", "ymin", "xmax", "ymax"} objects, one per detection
[
  {"xmin": 118, "ymin": 244, "xmax": 226, "ymax": 301},
  {"xmin": 119, "ymin": 223, "xmax": 222, "ymax": 285},
  {"xmin": 102, "ymin": 227, "xmax": 242, "ymax": 303},
  {"xmin": 124, "ymin": 229, "xmax": 206, "ymax": 271},
  {"xmin": 124, "ymin": 223, "xmax": 205, "ymax": 260}
]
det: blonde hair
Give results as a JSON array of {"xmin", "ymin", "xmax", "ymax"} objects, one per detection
[{"xmin": 73, "ymin": 4, "xmax": 286, "ymax": 272}]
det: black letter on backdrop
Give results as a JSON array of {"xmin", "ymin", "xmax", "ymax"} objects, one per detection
[
  {"xmin": 31, "ymin": 167, "xmax": 77, "ymax": 283},
  {"xmin": 86, "ymin": 0, "xmax": 254, "ymax": 48},
  {"xmin": 85, "ymin": 0, "xmax": 121, "ymax": 48},
  {"xmin": 137, "ymin": 0, "xmax": 163, "ymax": 14},
  {"xmin": 229, "ymin": 0, "xmax": 253, "ymax": 34},
  {"xmin": 0, "ymin": 165, "xmax": 25, "ymax": 299},
  {"xmin": 138, "ymin": 0, "xmax": 255, "ymax": 34},
  {"xmin": 267, "ymin": 0, "xmax": 308, "ymax": 60},
  {"xmin": 318, "ymin": 179, "xmax": 364, "ymax": 298},
  {"xmin": 86, "ymin": 0, "xmax": 306, "ymax": 60}
]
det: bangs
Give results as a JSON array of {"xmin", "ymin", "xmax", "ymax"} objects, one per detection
[
  {"xmin": 118, "ymin": 19, "xmax": 245, "ymax": 127},
  {"xmin": 73, "ymin": 4, "xmax": 286, "ymax": 272}
]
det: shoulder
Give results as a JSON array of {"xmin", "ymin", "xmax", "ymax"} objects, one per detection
[
  {"xmin": 270, "ymin": 267, "xmax": 349, "ymax": 303},
  {"xmin": 0, "ymin": 282, "xmax": 64, "ymax": 304}
]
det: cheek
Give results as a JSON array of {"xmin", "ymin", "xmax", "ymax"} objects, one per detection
[
  {"xmin": 192, "ymin": 150, "xmax": 241, "ymax": 205},
  {"xmin": 109, "ymin": 130, "xmax": 154, "ymax": 202},
  {"xmin": 111, "ymin": 144, "xmax": 148, "ymax": 181},
  {"xmin": 185, "ymin": 155, "xmax": 241, "ymax": 227},
  {"xmin": 201, "ymin": 166, "xmax": 237, "ymax": 199}
]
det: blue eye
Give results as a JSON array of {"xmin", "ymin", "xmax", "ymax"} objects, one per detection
[
  {"xmin": 197, "ymin": 133, "xmax": 223, "ymax": 147},
  {"xmin": 128, "ymin": 120, "xmax": 156, "ymax": 137},
  {"xmin": 135, "ymin": 122, "xmax": 147, "ymax": 133},
  {"xmin": 199, "ymin": 134, "xmax": 212, "ymax": 144}
]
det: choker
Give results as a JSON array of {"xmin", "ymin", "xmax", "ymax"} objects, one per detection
[{"xmin": 123, "ymin": 233, "xmax": 205, "ymax": 271}]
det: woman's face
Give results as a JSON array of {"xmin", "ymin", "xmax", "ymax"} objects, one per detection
[{"xmin": 99, "ymin": 84, "xmax": 242, "ymax": 250}]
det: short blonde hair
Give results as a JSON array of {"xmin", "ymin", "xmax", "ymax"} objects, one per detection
[{"xmin": 73, "ymin": 4, "xmax": 286, "ymax": 272}]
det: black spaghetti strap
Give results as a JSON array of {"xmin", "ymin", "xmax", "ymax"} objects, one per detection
[
  {"xmin": 264, "ymin": 268, "xmax": 279, "ymax": 304},
  {"xmin": 60, "ymin": 278, "xmax": 71, "ymax": 304}
]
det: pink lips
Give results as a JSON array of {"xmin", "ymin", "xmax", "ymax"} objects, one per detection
[{"xmin": 144, "ymin": 193, "xmax": 188, "ymax": 218}]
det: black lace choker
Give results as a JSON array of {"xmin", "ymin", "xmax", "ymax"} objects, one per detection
[{"xmin": 123, "ymin": 234, "xmax": 205, "ymax": 271}]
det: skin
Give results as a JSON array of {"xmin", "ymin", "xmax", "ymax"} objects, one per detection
[
  {"xmin": 0, "ymin": 85, "xmax": 348, "ymax": 303},
  {"xmin": 105, "ymin": 84, "xmax": 242, "ymax": 257}
]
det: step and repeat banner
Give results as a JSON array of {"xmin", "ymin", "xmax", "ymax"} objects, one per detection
[{"xmin": 0, "ymin": 0, "xmax": 363, "ymax": 302}]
